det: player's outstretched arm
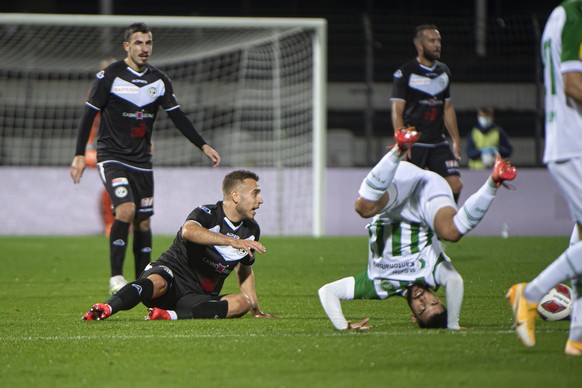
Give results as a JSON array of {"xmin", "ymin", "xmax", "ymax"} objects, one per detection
[
  {"xmin": 237, "ymin": 264, "xmax": 280, "ymax": 318},
  {"xmin": 182, "ymin": 220, "xmax": 266, "ymax": 257}
]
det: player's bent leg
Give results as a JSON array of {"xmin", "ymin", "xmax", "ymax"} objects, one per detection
[{"xmin": 221, "ymin": 293, "xmax": 252, "ymax": 318}]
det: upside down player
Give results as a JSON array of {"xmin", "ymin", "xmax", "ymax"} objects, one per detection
[
  {"xmin": 83, "ymin": 170, "xmax": 279, "ymax": 321},
  {"xmin": 70, "ymin": 23, "xmax": 221, "ymax": 295},
  {"xmin": 319, "ymin": 127, "xmax": 517, "ymax": 330}
]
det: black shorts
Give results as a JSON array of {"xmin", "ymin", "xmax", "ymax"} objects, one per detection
[
  {"xmin": 409, "ymin": 143, "xmax": 461, "ymax": 178},
  {"xmin": 139, "ymin": 263, "xmax": 221, "ymax": 310},
  {"xmin": 99, "ymin": 161, "xmax": 154, "ymax": 221}
]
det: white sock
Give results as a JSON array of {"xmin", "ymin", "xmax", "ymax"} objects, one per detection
[
  {"xmin": 168, "ymin": 310, "xmax": 178, "ymax": 320},
  {"xmin": 452, "ymin": 181, "xmax": 497, "ymax": 235},
  {"xmin": 358, "ymin": 147, "xmax": 402, "ymax": 201},
  {"xmin": 318, "ymin": 277, "xmax": 355, "ymax": 330},
  {"xmin": 524, "ymin": 242, "xmax": 582, "ymax": 302}
]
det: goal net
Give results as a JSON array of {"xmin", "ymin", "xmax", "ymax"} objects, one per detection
[{"xmin": 0, "ymin": 14, "xmax": 326, "ymax": 236}]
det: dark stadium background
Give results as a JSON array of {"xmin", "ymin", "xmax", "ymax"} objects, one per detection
[{"xmin": 0, "ymin": 0, "xmax": 558, "ymax": 165}]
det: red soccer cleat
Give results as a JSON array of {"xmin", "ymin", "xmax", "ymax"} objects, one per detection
[
  {"xmin": 82, "ymin": 303, "xmax": 112, "ymax": 321},
  {"xmin": 491, "ymin": 155, "xmax": 517, "ymax": 188},
  {"xmin": 146, "ymin": 307, "xmax": 171, "ymax": 321},
  {"xmin": 394, "ymin": 126, "xmax": 420, "ymax": 151}
]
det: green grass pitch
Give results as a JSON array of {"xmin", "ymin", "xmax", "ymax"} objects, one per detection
[{"xmin": 0, "ymin": 235, "xmax": 579, "ymax": 387}]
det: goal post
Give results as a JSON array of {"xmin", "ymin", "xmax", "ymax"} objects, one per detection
[{"xmin": 0, "ymin": 13, "xmax": 327, "ymax": 236}]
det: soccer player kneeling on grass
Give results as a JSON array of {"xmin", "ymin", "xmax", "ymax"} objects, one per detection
[
  {"xmin": 319, "ymin": 127, "xmax": 517, "ymax": 330},
  {"xmin": 83, "ymin": 170, "xmax": 279, "ymax": 321}
]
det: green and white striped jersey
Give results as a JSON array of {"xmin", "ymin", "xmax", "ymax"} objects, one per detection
[
  {"xmin": 541, "ymin": 0, "xmax": 582, "ymax": 163},
  {"xmin": 365, "ymin": 162, "xmax": 456, "ymax": 297}
]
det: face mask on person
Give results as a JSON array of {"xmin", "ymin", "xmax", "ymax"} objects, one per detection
[{"xmin": 478, "ymin": 116, "xmax": 492, "ymax": 128}]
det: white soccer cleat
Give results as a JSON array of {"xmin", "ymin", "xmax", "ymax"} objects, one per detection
[{"xmin": 109, "ymin": 275, "xmax": 128, "ymax": 295}]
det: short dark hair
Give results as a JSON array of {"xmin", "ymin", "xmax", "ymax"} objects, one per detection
[
  {"xmin": 417, "ymin": 309, "xmax": 448, "ymax": 329},
  {"xmin": 414, "ymin": 24, "xmax": 439, "ymax": 42},
  {"xmin": 125, "ymin": 22, "xmax": 151, "ymax": 42},
  {"xmin": 222, "ymin": 170, "xmax": 259, "ymax": 196}
]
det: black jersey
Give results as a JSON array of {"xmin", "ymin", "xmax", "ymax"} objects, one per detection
[
  {"xmin": 85, "ymin": 60, "xmax": 179, "ymax": 168},
  {"xmin": 156, "ymin": 201, "xmax": 260, "ymax": 296},
  {"xmin": 391, "ymin": 59, "xmax": 452, "ymax": 144}
]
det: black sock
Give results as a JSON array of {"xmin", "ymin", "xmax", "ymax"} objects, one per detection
[
  {"xmin": 106, "ymin": 278, "xmax": 154, "ymax": 313},
  {"xmin": 109, "ymin": 220, "xmax": 130, "ymax": 277},
  {"xmin": 133, "ymin": 228, "xmax": 152, "ymax": 278}
]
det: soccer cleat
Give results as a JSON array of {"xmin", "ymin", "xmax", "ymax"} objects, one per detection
[
  {"xmin": 109, "ymin": 275, "xmax": 128, "ymax": 295},
  {"xmin": 83, "ymin": 303, "xmax": 112, "ymax": 321},
  {"xmin": 146, "ymin": 307, "xmax": 171, "ymax": 321},
  {"xmin": 394, "ymin": 126, "xmax": 420, "ymax": 151},
  {"xmin": 565, "ymin": 340, "xmax": 582, "ymax": 356},
  {"xmin": 507, "ymin": 283, "xmax": 538, "ymax": 348},
  {"xmin": 491, "ymin": 155, "xmax": 517, "ymax": 188}
]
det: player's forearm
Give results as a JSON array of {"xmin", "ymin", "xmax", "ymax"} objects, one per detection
[
  {"xmin": 435, "ymin": 262, "xmax": 464, "ymax": 330},
  {"xmin": 167, "ymin": 108, "xmax": 207, "ymax": 149},
  {"xmin": 444, "ymin": 103, "xmax": 460, "ymax": 143},
  {"xmin": 391, "ymin": 100, "xmax": 405, "ymax": 131},
  {"xmin": 237, "ymin": 267, "xmax": 260, "ymax": 311},
  {"xmin": 74, "ymin": 106, "xmax": 99, "ymax": 155},
  {"xmin": 181, "ymin": 221, "xmax": 237, "ymax": 247},
  {"xmin": 318, "ymin": 278, "xmax": 355, "ymax": 330}
]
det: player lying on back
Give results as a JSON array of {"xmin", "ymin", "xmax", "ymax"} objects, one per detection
[{"xmin": 319, "ymin": 127, "xmax": 517, "ymax": 330}]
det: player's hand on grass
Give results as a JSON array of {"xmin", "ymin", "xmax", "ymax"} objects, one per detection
[
  {"xmin": 70, "ymin": 155, "xmax": 86, "ymax": 184},
  {"xmin": 252, "ymin": 309, "xmax": 280, "ymax": 318},
  {"xmin": 347, "ymin": 318, "xmax": 372, "ymax": 331}
]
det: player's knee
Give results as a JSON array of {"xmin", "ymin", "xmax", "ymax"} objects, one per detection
[
  {"xmin": 224, "ymin": 294, "xmax": 252, "ymax": 318},
  {"xmin": 115, "ymin": 202, "xmax": 136, "ymax": 222},
  {"xmin": 135, "ymin": 218, "xmax": 151, "ymax": 232},
  {"xmin": 147, "ymin": 274, "xmax": 168, "ymax": 298}
]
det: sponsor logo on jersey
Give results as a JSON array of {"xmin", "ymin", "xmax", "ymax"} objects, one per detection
[
  {"xmin": 198, "ymin": 206, "xmax": 212, "ymax": 214},
  {"xmin": 132, "ymin": 79, "xmax": 148, "ymax": 84},
  {"xmin": 123, "ymin": 111, "xmax": 154, "ymax": 120},
  {"xmin": 393, "ymin": 69, "xmax": 403, "ymax": 78},
  {"xmin": 202, "ymin": 257, "xmax": 232, "ymax": 274},
  {"xmin": 408, "ymin": 73, "xmax": 449, "ymax": 96},
  {"xmin": 148, "ymin": 87, "xmax": 157, "ymax": 97},
  {"xmin": 113, "ymin": 85, "xmax": 139, "ymax": 94},
  {"xmin": 96, "ymin": 70, "xmax": 105, "ymax": 79},
  {"xmin": 112, "ymin": 177, "xmax": 129, "ymax": 187},
  {"xmin": 115, "ymin": 186, "xmax": 128, "ymax": 198},
  {"xmin": 141, "ymin": 197, "xmax": 154, "ymax": 207},
  {"xmin": 226, "ymin": 232, "xmax": 240, "ymax": 240}
]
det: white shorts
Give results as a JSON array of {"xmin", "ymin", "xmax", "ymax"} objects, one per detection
[{"xmin": 547, "ymin": 157, "xmax": 582, "ymax": 224}]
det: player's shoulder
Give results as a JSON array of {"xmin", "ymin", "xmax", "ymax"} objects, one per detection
[
  {"xmin": 146, "ymin": 64, "xmax": 172, "ymax": 82},
  {"xmin": 434, "ymin": 60, "xmax": 451, "ymax": 74},
  {"xmin": 95, "ymin": 60, "xmax": 126, "ymax": 81},
  {"xmin": 393, "ymin": 59, "xmax": 417, "ymax": 78}
]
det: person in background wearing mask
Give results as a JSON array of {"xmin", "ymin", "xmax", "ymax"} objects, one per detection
[{"xmin": 466, "ymin": 107, "xmax": 513, "ymax": 170}]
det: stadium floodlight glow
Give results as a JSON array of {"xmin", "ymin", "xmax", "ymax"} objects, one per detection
[{"xmin": 0, "ymin": 13, "xmax": 327, "ymax": 236}]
